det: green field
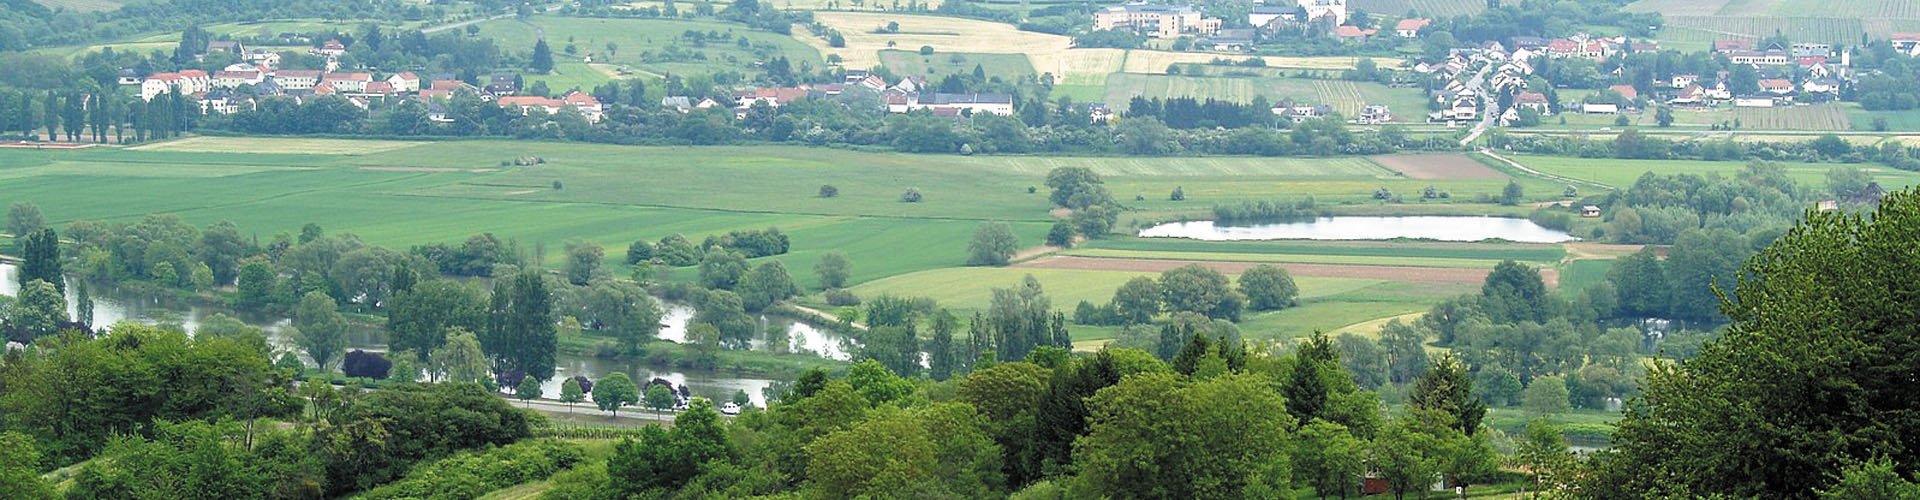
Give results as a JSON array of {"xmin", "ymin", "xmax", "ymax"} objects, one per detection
[
  {"xmin": 1351, "ymin": 0, "xmax": 1487, "ymax": 17},
  {"xmin": 1102, "ymin": 73, "xmax": 1429, "ymax": 121},
  {"xmin": 1508, "ymin": 154, "xmax": 1920, "ymax": 190},
  {"xmin": 476, "ymin": 16, "xmax": 822, "ymax": 83},
  {"xmin": 32, "ymin": 0, "xmax": 132, "ymax": 11},
  {"xmin": 877, "ymin": 50, "xmax": 1034, "ymax": 81},
  {"xmin": 0, "ymin": 136, "xmax": 1615, "ymax": 350}
]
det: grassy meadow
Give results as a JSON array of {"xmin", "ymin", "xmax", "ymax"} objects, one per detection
[
  {"xmin": 1507, "ymin": 154, "xmax": 1920, "ymax": 189},
  {"xmin": 475, "ymin": 16, "xmax": 821, "ymax": 87},
  {"xmin": 1103, "ymin": 73, "xmax": 1429, "ymax": 120}
]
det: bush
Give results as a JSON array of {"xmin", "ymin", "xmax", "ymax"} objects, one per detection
[
  {"xmin": 342, "ymin": 350, "xmax": 392, "ymax": 379},
  {"xmin": 918, "ymin": 45, "xmax": 934, "ymax": 55},
  {"xmin": 356, "ymin": 439, "xmax": 586, "ymax": 500},
  {"xmin": 901, "ymin": 187, "xmax": 924, "ymax": 203},
  {"xmin": 824, "ymin": 288, "xmax": 862, "ymax": 306},
  {"xmin": 701, "ymin": 227, "xmax": 791, "ymax": 258},
  {"xmin": 818, "ymin": 184, "xmax": 838, "ymax": 198},
  {"xmin": 1212, "ymin": 198, "xmax": 1324, "ymax": 225}
]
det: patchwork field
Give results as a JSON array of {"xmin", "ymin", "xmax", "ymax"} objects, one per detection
[
  {"xmin": 804, "ymin": 12, "xmax": 1385, "ymax": 84},
  {"xmin": 1103, "ymin": 73, "xmax": 1427, "ymax": 118},
  {"xmin": 32, "ymin": 0, "xmax": 133, "ymax": 11},
  {"xmin": 0, "ymin": 136, "xmax": 1617, "ymax": 349}
]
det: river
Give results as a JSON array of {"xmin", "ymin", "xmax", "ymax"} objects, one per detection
[{"xmin": 0, "ymin": 262, "xmax": 849, "ymax": 407}]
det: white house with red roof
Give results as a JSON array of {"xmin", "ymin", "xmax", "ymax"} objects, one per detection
[
  {"xmin": 141, "ymin": 73, "xmax": 186, "ymax": 100},
  {"xmin": 1893, "ymin": 33, "xmax": 1920, "ymax": 56},
  {"xmin": 1758, "ymin": 78, "xmax": 1795, "ymax": 95},
  {"xmin": 497, "ymin": 91, "xmax": 604, "ymax": 122},
  {"xmin": 312, "ymin": 39, "xmax": 347, "ymax": 57},
  {"xmin": 321, "ymin": 72, "xmax": 374, "ymax": 93},
  {"xmin": 386, "ymin": 72, "xmax": 421, "ymax": 93},
  {"xmin": 1394, "ymin": 18, "xmax": 1429, "ymax": 38}
]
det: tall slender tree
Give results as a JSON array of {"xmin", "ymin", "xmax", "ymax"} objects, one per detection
[{"xmin": 19, "ymin": 228, "xmax": 62, "ymax": 293}]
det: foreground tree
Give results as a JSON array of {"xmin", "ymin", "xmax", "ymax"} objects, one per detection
[
  {"xmin": 18, "ymin": 228, "xmax": 62, "ymax": 293},
  {"xmin": 0, "ymin": 432, "xmax": 54, "ymax": 499},
  {"xmin": 1238, "ymin": 264, "xmax": 1298, "ymax": 311},
  {"xmin": 1594, "ymin": 189, "xmax": 1920, "ymax": 497},
  {"xmin": 1074, "ymin": 372, "xmax": 1296, "ymax": 499},
  {"xmin": 294, "ymin": 291, "xmax": 348, "ymax": 372},
  {"xmin": 815, "ymin": 251, "xmax": 851, "ymax": 289}
]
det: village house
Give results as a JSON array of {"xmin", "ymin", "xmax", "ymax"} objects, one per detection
[
  {"xmin": 206, "ymin": 40, "xmax": 244, "ymax": 54},
  {"xmin": 1334, "ymin": 25, "xmax": 1376, "ymax": 42},
  {"xmin": 1357, "ymin": 104, "xmax": 1392, "ymax": 124},
  {"xmin": 1581, "ymin": 205, "xmax": 1601, "ymax": 217},
  {"xmin": 1296, "ymin": 0, "xmax": 1346, "ymax": 25},
  {"xmin": 212, "ymin": 70, "xmax": 265, "ymax": 89},
  {"xmin": 915, "ymin": 93, "xmax": 1016, "ymax": 116},
  {"xmin": 141, "ymin": 73, "xmax": 186, "ymax": 100},
  {"xmin": 1204, "ymin": 29, "xmax": 1256, "ymax": 51},
  {"xmin": 661, "ymin": 96, "xmax": 695, "ymax": 113},
  {"xmin": 275, "ymin": 70, "xmax": 321, "ymax": 91},
  {"xmin": 311, "ymin": 39, "xmax": 347, "ymax": 58},
  {"xmin": 1248, "ymin": 5, "xmax": 1304, "ymax": 29},
  {"xmin": 1092, "ymin": 4, "xmax": 1221, "ymax": 39},
  {"xmin": 734, "ymin": 87, "xmax": 814, "ymax": 109},
  {"xmin": 245, "ymin": 49, "xmax": 281, "ymax": 68},
  {"xmin": 1514, "ymin": 91, "xmax": 1551, "ymax": 114},
  {"xmin": 487, "ymin": 74, "xmax": 520, "ymax": 95},
  {"xmin": 1670, "ymin": 84, "xmax": 1707, "ymax": 106},
  {"xmin": 496, "ymin": 91, "xmax": 605, "ymax": 123},
  {"xmin": 1273, "ymin": 104, "xmax": 1333, "ymax": 123},
  {"xmin": 386, "ymin": 72, "xmax": 421, "ymax": 93},
  {"xmin": 117, "ymin": 69, "xmax": 140, "ymax": 86},
  {"xmin": 321, "ymin": 73, "xmax": 374, "ymax": 93},
  {"xmin": 1758, "ymin": 78, "xmax": 1795, "ymax": 96},
  {"xmin": 1394, "ymin": 18, "xmax": 1430, "ymax": 38},
  {"xmin": 1802, "ymin": 78, "xmax": 1841, "ymax": 96}
]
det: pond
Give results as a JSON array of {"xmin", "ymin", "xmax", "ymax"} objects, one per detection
[
  {"xmin": 1, "ymin": 262, "xmax": 845, "ymax": 406},
  {"xmin": 1139, "ymin": 216, "xmax": 1576, "ymax": 243}
]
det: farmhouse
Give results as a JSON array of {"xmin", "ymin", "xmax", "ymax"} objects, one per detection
[
  {"xmin": 1670, "ymin": 74, "xmax": 1698, "ymax": 89},
  {"xmin": 1092, "ymin": 4, "xmax": 1221, "ymax": 39},
  {"xmin": 141, "ymin": 73, "xmax": 186, "ymax": 100},
  {"xmin": 1514, "ymin": 91, "xmax": 1550, "ymax": 114},
  {"xmin": 916, "ymin": 93, "xmax": 1015, "ymax": 116},
  {"xmin": 1357, "ymin": 104, "xmax": 1391, "ymax": 124},
  {"xmin": 321, "ymin": 73, "xmax": 374, "ymax": 93},
  {"xmin": 1334, "ymin": 25, "xmax": 1376, "ymax": 42},
  {"xmin": 1802, "ymin": 78, "xmax": 1840, "ymax": 96},
  {"xmin": 1581, "ymin": 103, "xmax": 1618, "ymax": 114},
  {"xmin": 1273, "ymin": 104, "xmax": 1333, "ymax": 123},
  {"xmin": 734, "ymin": 87, "xmax": 813, "ymax": 108},
  {"xmin": 386, "ymin": 72, "xmax": 421, "ymax": 93},
  {"xmin": 496, "ymin": 91, "xmax": 605, "ymax": 123},
  {"xmin": 311, "ymin": 39, "xmax": 347, "ymax": 57},
  {"xmin": 245, "ymin": 49, "xmax": 281, "ymax": 68},
  {"xmin": 1395, "ymin": 18, "xmax": 1430, "ymax": 38},
  {"xmin": 1758, "ymin": 78, "xmax": 1794, "ymax": 96},
  {"xmin": 1581, "ymin": 206, "xmax": 1601, "ymax": 218},
  {"xmin": 1670, "ymin": 85, "xmax": 1708, "ymax": 106},
  {"xmin": 206, "ymin": 40, "xmax": 244, "ymax": 54}
]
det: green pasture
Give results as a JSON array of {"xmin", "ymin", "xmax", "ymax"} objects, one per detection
[
  {"xmin": 1103, "ymin": 73, "xmax": 1428, "ymax": 120},
  {"xmin": 1507, "ymin": 154, "xmax": 1920, "ymax": 190},
  {"xmin": 476, "ymin": 16, "xmax": 823, "ymax": 79},
  {"xmin": 1848, "ymin": 107, "xmax": 1920, "ymax": 132},
  {"xmin": 877, "ymin": 50, "xmax": 1034, "ymax": 81},
  {"xmin": 1557, "ymin": 259, "xmax": 1613, "ymax": 293}
]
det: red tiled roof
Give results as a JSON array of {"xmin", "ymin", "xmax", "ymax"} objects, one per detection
[
  {"xmin": 1394, "ymin": 18, "xmax": 1430, "ymax": 31},
  {"xmin": 1609, "ymin": 84, "xmax": 1638, "ymax": 100}
]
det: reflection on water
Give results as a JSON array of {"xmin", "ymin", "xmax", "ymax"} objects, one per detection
[
  {"xmin": 1140, "ymin": 216, "xmax": 1577, "ymax": 243},
  {"xmin": 3, "ymin": 262, "xmax": 844, "ymax": 404}
]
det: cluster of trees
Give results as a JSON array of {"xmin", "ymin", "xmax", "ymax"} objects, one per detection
[
  {"xmin": 0, "ymin": 85, "xmax": 190, "ymax": 143},
  {"xmin": 536, "ymin": 328, "xmax": 1506, "ymax": 499},
  {"xmin": 1123, "ymin": 96, "xmax": 1276, "ymax": 130},
  {"xmin": 1587, "ymin": 161, "xmax": 1874, "ymax": 247},
  {"xmin": 1427, "ymin": 0, "xmax": 1661, "ymax": 47},
  {"xmin": 1498, "ymin": 129, "xmax": 1920, "ymax": 169},
  {"xmin": 1076, "ymin": 264, "xmax": 1299, "ymax": 328},
  {"xmin": 1211, "ymin": 197, "xmax": 1326, "ymax": 224}
]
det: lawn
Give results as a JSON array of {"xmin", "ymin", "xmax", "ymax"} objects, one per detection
[
  {"xmin": 1507, "ymin": 154, "xmax": 1920, "ymax": 190},
  {"xmin": 877, "ymin": 50, "xmax": 1034, "ymax": 81}
]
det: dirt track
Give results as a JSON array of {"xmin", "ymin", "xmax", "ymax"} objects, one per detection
[{"xmin": 1017, "ymin": 255, "xmax": 1559, "ymax": 287}]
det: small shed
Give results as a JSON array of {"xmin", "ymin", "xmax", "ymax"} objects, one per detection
[{"xmin": 1581, "ymin": 205, "xmax": 1602, "ymax": 217}]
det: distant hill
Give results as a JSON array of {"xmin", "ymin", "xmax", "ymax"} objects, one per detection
[{"xmin": 31, "ymin": 0, "xmax": 132, "ymax": 12}]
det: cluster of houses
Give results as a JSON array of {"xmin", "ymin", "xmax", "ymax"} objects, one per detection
[
  {"xmin": 132, "ymin": 38, "xmax": 606, "ymax": 123},
  {"xmin": 662, "ymin": 70, "xmax": 1018, "ymax": 119},
  {"xmin": 1665, "ymin": 40, "xmax": 1849, "ymax": 108},
  {"xmin": 1094, "ymin": 0, "xmax": 1368, "ymax": 47}
]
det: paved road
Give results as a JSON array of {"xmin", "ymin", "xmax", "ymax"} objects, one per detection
[{"xmin": 1458, "ymin": 62, "xmax": 1497, "ymax": 147}]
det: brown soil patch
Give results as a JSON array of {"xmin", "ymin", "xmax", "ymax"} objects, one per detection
[
  {"xmin": 1018, "ymin": 255, "xmax": 1559, "ymax": 287},
  {"xmin": 1011, "ymin": 245, "xmax": 1061, "ymax": 262},
  {"xmin": 1563, "ymin": 242, "xmax": 1661, "ymax": 261},
  {"xmin": 1371, "ymin": 153, "xmax": 1505, "ymax": 180}
]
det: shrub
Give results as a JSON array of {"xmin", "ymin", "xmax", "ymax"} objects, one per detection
[
  {"xmin": 342, "ymin": 350, "xmax": 392, "ymax": 379},
  {"xmin": 919, "ymin": 45, "xmax": 934, "ymax": 55},
  {"xmin": 824, "ymin": 288, "xmax": 862, "ymax": 306},
  {"xmin": 356, "ymin": 439, "xmax": 586, "ymax": 499},
  {"xmin": 901, "ymin": 187, "xmax": 924, "ymax": 203},
  {"xmin": 818, "ymin": 184, "xmax": 838, "ymax": 198}
]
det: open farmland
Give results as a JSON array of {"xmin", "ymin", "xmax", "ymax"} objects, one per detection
[
  {"xmin": 476, "ymin": 16, "xmax": 820, "ymax": 83},
  {"xmin": 877, "ymin": 50, "xmax": 1035, "ymax": 81},
  {"xmin": 1372, "ymin": 153, "xmax": 1507, "ymax": 179},
  {"xmin": 1103, "ymin": 73, "xmax": 1426, "ymax": 119},
  {"xmin": 1729, "ymin": 104, "xmax": 1852, "ymax": 131},
  {"xmin": 1507, "ymin": 154, "xmax": 1920, "ymax": 189},
  {"xmin": 32, "ymin": 0, "xmax": 134, "ymax": 12},
  {"xmin": 804, "ymin": 12, "xmax": 1384, "ymax": 84}
]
